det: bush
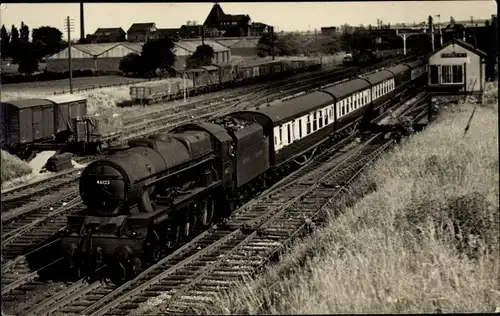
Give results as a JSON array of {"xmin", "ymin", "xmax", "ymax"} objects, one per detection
[{"xmin": 1, "ymin": 150, "xmax": 32, "ymax": 184}]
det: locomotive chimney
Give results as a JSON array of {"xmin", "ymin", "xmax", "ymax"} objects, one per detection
[{"xmin": 80, "ymin": 2, "xmax": 85, "ymax": 42}]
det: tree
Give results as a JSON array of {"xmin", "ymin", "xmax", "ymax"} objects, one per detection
[
  {"xmin": 10, "ymin": 25, "xmax": 20, "ymax": 63},
  {"xmin": 20, "ymin": 22, "xmax": 30, "ymax": 42},
  {"xmin": 17, "ymin": 41, "xmax": 40, "ymax": 75},
  {"xmin": 257, "ymin": 30, "xmax": 278, "ymax": 57},
  {"xmin": 275, "ymin": 33, "xmax": 303, "ymax": 56},
  {"xmin": 1, "ymin": 25, "xmax": 10, "ymax": 59},
  {"xmin": 311, "ymin": 34, "xmax": 341, "ymax": 55},
  {"xmin": 140, "ymin": 37, "xmax": 176, "ymax": 76},
  {"xmin": 186, "ymin": 44, "xmax": 214, "ymax": 68},
  {"xmin": 119, "ymin": 53, "xmax": 142, "ymax": 76},
  {"xmin": 32, "ymin": 26, "xmax": 64, "ymax": 56}
]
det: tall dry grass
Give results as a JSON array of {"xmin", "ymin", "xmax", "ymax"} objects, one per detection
[
  {"xmin": 1, "ymin": 150, "xmax": 33, "ymax": 184},
  {"xmin": 197, "ymin": 83, "xmax": 499, "ymax": 314}
]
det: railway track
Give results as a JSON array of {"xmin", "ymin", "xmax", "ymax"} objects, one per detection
[
  {"xmin": 118, "ymin": 58, "xmax": 408, "ymax": 143},
  {"xmin": 0, "ymin": 67, "xmax": 355, "ymax": 254},
  {"xmin": 2, "ymin": 59, "xmax": 422, "ymax": 316},
  {"xmin": 35, "ymin": 134, "xmax": 390, "ymax": 316},
  {"xmin": 1, "ymin": 192, "xmax": 82, "ymax": 264},
  {"xmin": 0, "ymin": 62, "xmax": 419, "ymax": 263},
  {"xmin": 9, "ymin": 86, "xmax": 428, "ymax": 316},
  {"xmin": 1, "ymin": 172, "xmax": 82, "ymax": 213}
]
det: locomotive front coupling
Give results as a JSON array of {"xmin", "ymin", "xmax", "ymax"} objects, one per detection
[{"xmin": 60, "ymin": 215, "xmax": 146, "ymax": 282}]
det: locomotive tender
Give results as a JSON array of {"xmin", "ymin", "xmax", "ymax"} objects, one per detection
[{"xmin": 61, "ymin": 58, "xmax": 428, "ymax": 283}]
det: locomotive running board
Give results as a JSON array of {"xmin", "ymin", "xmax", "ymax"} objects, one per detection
[{"xmin": 140, "ymin": 154, "xmax": 215, "ymax": 187}]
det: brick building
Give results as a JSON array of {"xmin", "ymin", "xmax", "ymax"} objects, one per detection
[
  {"xmin": 86, "ymin": 28, "xmax": 126, "ymax": 43},
  {"xmin": 127, "ymin": 22, "xmax": 157, "ymax": 42}
]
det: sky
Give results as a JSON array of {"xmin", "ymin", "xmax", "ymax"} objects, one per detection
[{"xmin": 0, "ymin": 1, "xmax": 496, "ymax": 40}]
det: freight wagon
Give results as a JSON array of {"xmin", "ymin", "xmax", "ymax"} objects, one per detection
[
  {"xmin": 130, "ymin": 58, "xmax": 324, "ymax": 104},
  {"xmin": 0, "ymin": 95, "xmax": 102, "ymax": 159}
]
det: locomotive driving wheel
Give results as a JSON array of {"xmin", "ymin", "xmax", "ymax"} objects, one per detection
[
  {"xmin": 145, "ymin": 230, "xmax": 162, "ymax": 263},
  {"xmin": 200, "ymin": 201, "xmax": 214, "ymax": 227}
]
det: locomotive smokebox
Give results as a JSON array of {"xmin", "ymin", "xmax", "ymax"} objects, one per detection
[{"xmin": 79, "ymin": 146, "xmax": 167, "ymax": 216}]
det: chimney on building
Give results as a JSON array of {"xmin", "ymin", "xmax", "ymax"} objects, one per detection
[{"xmin": 80, "ymin": 2, "xmax": 85, "ymax": 42}]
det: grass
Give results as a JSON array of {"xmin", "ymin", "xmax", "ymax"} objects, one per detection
[
  {"xmin": 196, "ymin": 82, "xmax": 499, "ymax": 314},
  {"xmin": 1, "ymin": 75, "xmax": 146, "ymax": 93},
  {"xmin": 1, "ymin": 150, "xmax": 33, "ymax": 184}
]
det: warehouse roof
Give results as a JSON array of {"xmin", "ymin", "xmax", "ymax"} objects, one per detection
[
  {"xmin": 120, "ymin": 42, "xmax": 144, "ymax": 53},
  {"xmin": 73, "ymin": 43, "xmax": 119, "ymax": 56},
  {"xmin": 176, "ymin": 40, "xmax": 230, "ymax": 53}
]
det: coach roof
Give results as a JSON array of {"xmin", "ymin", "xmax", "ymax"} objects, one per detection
[
  {"xmin": 250, "ymin": 91, "xmax": 333, "ymax": 124},
  {"xmin": 322, "ymin": 78, "xmax": 371, "ymax": 99}
]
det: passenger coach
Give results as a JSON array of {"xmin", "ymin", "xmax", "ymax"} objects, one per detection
[{"xmin": 232, "ymin": 58, "xmax": 428, "ymax": 167}]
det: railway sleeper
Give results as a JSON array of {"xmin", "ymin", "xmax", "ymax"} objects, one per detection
[{"xmin": 142, "ymin": 289, "xmax": 168, "ymax": 297}]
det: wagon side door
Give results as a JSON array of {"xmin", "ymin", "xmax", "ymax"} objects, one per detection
[
  {"xmin": 42, "ymin": 104, "xmax": 54, "ymax": 139},
  {"xmin": 17, "ymin": 108, "xmax": 32, "ymax": 144},
  {"xmin": 32, "ymin": 106, "xmax": 43, "ymax": 141},
  {"xmin": 55, "ymin": 102, "xmax": 69, "ymax": 134}
]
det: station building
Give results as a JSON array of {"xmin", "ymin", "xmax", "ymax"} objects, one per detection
[{"xmin": 428, "ymin": 39, "xmax": 487, "ymax": 96}]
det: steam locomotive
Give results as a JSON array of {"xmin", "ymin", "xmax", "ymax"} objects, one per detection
[{"xmin": 60, "ymin": 57, "xmax": 428, "ymax": 283}]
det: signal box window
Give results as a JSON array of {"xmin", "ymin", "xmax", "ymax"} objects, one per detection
[
  {"xmin": 441, "ymin": 65, "xmax": 463, "ymax": 84},
  {"xmin": 430, "ymin": 65, "xmax": 439, "ymax": 84}
]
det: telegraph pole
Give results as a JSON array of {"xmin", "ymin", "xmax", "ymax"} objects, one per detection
[
  {"xmin": 270, "ymin": 26, "xmax": 275, "ymax": 61},
  {"xmin": 64, "ymin": 16, "xmax": 75, "ymax": 93}
]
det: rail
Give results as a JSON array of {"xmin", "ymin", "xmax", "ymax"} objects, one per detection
[{"xmin": 12, "ymin": 87, "xmax": 429, "ymax": 316}]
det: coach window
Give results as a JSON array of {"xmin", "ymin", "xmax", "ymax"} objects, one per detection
[
  {"xmin": 299, "ymin": 119, "xmax": 303, "ymax": 138},
  {"xmin": 287, "ymin": 124, "xmax": 292, "ymax": 144},
  {"xmin": 313, "ymin": 112, "xmax": 318, "ymax": 131},
  {"xmin": 279, "ymin": 127, "xmax": 283, "ymax": 145},
  {"xmin": 318, "ymin": 111, "xmax": 323, "ymax": 128},
  {"xmin": 324, "ymin": 109, "xmax": 329, "ymax": 125},
  {"xmin": 307, "ymin": 115, "xmax": 311, "ymax": 134}
]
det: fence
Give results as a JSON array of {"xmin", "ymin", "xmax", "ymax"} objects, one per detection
[{"xmin": 51, "ymin": 76, "xmax": 169, "ymax": 95}]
